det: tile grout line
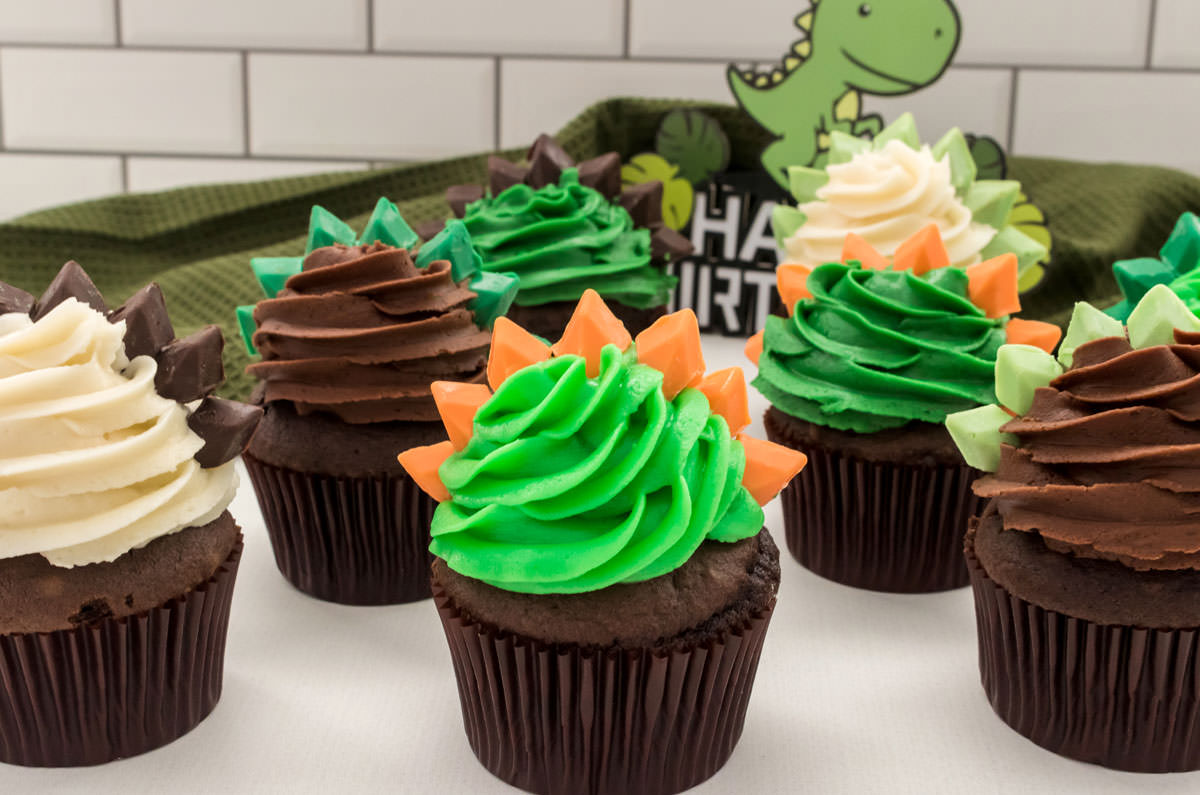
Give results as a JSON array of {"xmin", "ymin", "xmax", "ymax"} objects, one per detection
[
  {"xmin": 2, "ymin": 147, "xmax": 373, "ymax": 164},
  {"xmin": 113, "ymin": 0, "xmax": 122, "ymax": 46},
  {"xmin": 493, "ymin": 56, "xmax": 501, "ymax": 151},
  {"xmin": 1145, "ymin": 0, "xmax": 1158, "ymax": 69},
  {"xmin": 1006, "ymin": 68, "xmax": 1019, "ymax": 154},
  {"xmin": 241, "ymin": 51, "xmax": 251, "ymax": 156},
  {"xmin": 0, "ymin": 49, "xmax": 5, "ymax": 150},
  {"xmin": 623, "ymin": 0, "xmax": 631, "ymax": 57},
  {"xmin": 120, "ymin": 155, "xmax": 129, "ymax": 192},
  {"xmin": 366, "ymin": 0, "xmax": 374, "ymax": 52}
]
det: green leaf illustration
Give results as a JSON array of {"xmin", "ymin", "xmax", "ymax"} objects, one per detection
[
  {"xmin": 654, "ymin": 109, "xmax": 731, "ymax": 185},
  {"xmin": 621, "ymin": 153, "xmax": 695, "ymax": 231}
]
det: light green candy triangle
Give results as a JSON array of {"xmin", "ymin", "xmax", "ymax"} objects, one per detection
[
  {"xmin": 931, "ymin": 127, "xmax": 976, "ymax": 197},
  {"xmin": 250, "ymin": 256, "xmax": 303, "ymax": 299},
  {"xmin": 1127, "ymin": 283, "xmax": 1200, "ymax": 348},
  {"xmin": 417, "ymin": 220, "xmax": 482, "ymax": 282},
  {"xmin": 361, "ymin": 196, "xmax": 418, "ymax": 250},
  {"xmin": 872, "ymin": 112, "xmax": 920, "ymax": 150},
  {"xmin": 995, "ymin": 344, "xmax": 1062, "ymax": 415},
  {"xmin": 236, "ymin": 305, "xmax": 257, "ymax": 356},
  {"xmin": 305, "ymin": 205, "xmax": 357, "ymax": 254},
  {"xmin": 467, "ymin": 271, "xmax": 519, "ymax": 330},
  {"xmin": 982, "ymin": 225, "xmax": 1048, "ymax": 276},
  {"xmin": 827, "ymin": 131, "xmax": 870, "ymax": 165},
  {"xmin": 964, "ymin": 180, "xmax": 1020, "ymax": 230},
  {"xmin": 1058, "ymin": 301, "xmax": 1125, "ymax": 368},
  {"xmin": 787, "ymin": 166, "xmax": 829, "ymax": 204},
  {"xmin": 945, "ymin": 404, "xmax": 1016, "ymax": 472},
  {"xmin": 772, "ymin": 205, "xmax": 807, "ymax": 247}
]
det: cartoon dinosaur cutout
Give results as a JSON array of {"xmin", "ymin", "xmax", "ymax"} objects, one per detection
[{"xmin": 729, "ymin": 0, "xmax": 962, "ymax": 188}]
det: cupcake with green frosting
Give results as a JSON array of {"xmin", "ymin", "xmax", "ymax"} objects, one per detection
[
  {"xmin": 1105, "ymin": 211, "xmax": 1200, "ymax": 321},
  {"xmin": 745, "ymin": 223, "xmax": 1061, "ymax": 592},
  {"xmin": 443, "ymin": 134, "xmax": 693, "ymax": 340},
  {"xmin": 398, "ymin": 289, "xmax": 805, "ymax": 795}
]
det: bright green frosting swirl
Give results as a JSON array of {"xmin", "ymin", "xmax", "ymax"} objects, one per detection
[
  {"xmin": 431, "ymin": 345, "xmax": 763, "ymax": 594},
  {"xmin": 753, "ymin": 263, "xmax": 1005, "ymax": 433},
  {"xmin": 461, "ymin": 168, "xmax": 675, "ymax": 309}
]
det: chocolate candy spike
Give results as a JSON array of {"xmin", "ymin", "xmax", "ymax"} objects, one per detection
[
  {"xmin": 577, "ymin": 152, "xmax": 622, "ymax": 199},
  {"xmin": 187, "ymin": 397, "xmax": 263, "ymax": 468},
  {"xmin": 651, "ymin": 226, "xmax": 694, "ymax": 260},
  {"xmin": 488, "ymin": 155, "xmax": 527, "ymax": 196},
  {"xmin": 0, "ymin": 282, "xmax": 35, "ymax": 315},
  {"xmin": 155, "ymin": 325, "xmax": 225, "ymax": 402},
  {"xmin": 32, "ymin": 261, "xmax": 107, "ymax": 320},
  {"xmin": 446, "ymin": 184, "xmax": 485, "ymax": 218},
  {"xmin": 109, "ymin": 283, "xmax": 175, "ymax": 359},
  {"xmin": 619, "ymin": 181, "xmax": 664, "ymax": 228},
  {"xmin": 415, "ymin": 218, "xmax": 447, "ymax": 241},
  {"xmin": 526, "ymin": 134, "xmax": 575, "ymax": 188}
]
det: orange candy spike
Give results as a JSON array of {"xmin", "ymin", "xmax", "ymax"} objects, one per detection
[
  {"xmin": 697, "ymin": 367, "xmax": 751, "ymax": 434},
  {"xmin": 841, "ymin": 233, "xmax": 888, "ymax": 270},
  {"xmin": 966, "ymin": 253, "xmax": 1021, "ymax": 318},
  {"xmin": 431, "ymin": 381, "xmax": 492, "ymax": 450},
  {"xmin": 634, "ymin": 309, "xmax": 705, "ymax": 400},
  {"xmin": 738, "ymin": 434, "xmax": 807, "ymax": 505},
  {"xmin": 776, "ymin": 263, "xmax": 813, "ymax": 313},
  {"xmin": 551, "ymin": 289, "xmax": 632, "ymax": 377},
  {"xmin": 891, "ymin": 224, "xmax": 950, "ymax": 275},
  {"xmin": 1005, "ymin": 318, "xmax": 1062, "ymax": 353},
  {"xmin": 487, "ymin": 316, "xmax": 551, "ymax": 390},
  {"xmin": 397, "ymin": 441, "xmax": 455, "ymax": 502},
  {"xmin": 744, "ymin": 330, "xmax": 764, "ymax": 365}
]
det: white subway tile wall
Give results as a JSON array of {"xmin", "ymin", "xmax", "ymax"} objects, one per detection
[{"xmin": 0, "ymin": 0, "xmax": 1195, "ymax": 219}]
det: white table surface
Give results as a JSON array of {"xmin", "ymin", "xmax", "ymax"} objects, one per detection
[{"xmin": 3, "ymin": 335, "xmax": 1199, "ymax": 795}]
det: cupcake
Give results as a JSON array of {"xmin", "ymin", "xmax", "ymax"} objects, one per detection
[
  {"xmin": 946, "ymin": 284, "xmax": 1200, "ymax": 771},
  {"xmin": 237, "ymin": 198, "xmax": 517, "ymax": 605},
  {"xmin": 398, "ymin": 290, "xmax": 805, "ymax": 795},
  {"xmin": 0, "ymin": 261, "xmax": 260, "ymax": 766},
  {"xmin": 1106, "ymin": 211, "xmax": 1200, "ymax": 320},
  {"xmin": 746, "ymin": 224, "xmax": 1061, "ymax": 591},
  {"xmin": 443, "ymin": 134, "xmax": 693, "ymax": 340}
]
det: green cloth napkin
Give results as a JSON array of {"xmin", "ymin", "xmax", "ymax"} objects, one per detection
[{"xmin": 1, "ymin": 98, "xmax": 1198, "ymax": 401}]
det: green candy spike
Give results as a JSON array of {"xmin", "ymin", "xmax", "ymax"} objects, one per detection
[
  {"xmin": 771, "ymin": 205, "xmax": 807, "ymax": 247},
  {"xmin": 361, "ymin": 196, "xmax": 418, "ymax": 250},
  {"xmin": 250, "ymin": 256, "xmax": 303, "ymax": 299},
  {"xmin": 1127, "ymin": 283, "xmax": 1200, "ymax": 349},
  {"xmin": 1159, "ymin": 211, "xmax": 1200, "ymax": 273},
  {"xmin": 1105, "ymin": 299, "xmax": 1132, "ymax": 321},
  {"xmin": 787, "ymin": 166, "xmax": 829, "ymax": 204},
  {"xmin": 995, "ymin": 344, "xmax": 1062, "ymax": 415},
  {"xmin": 872, "ymin": 112, "xmax": 920, "ymax": 150},
  {"xmin": 236, "ymin": 305, "xmax": 258, "ymax": 356},
  {"xmin": 1112, "ymin": 256, "xmax": 1178, "ymax": 307},
  {"xmin": 1059, "ymin": 301, "xmax": 1126, "ymax": 368},
  {"xmin": 945, "ymin": 404, "xmax": 1017, "ymax": 472},
  {"xmin": 467, "ymin": 271, "xmax": 520, "ymax": 330},
  {"xmin": 305, "ymin": 205, "xmax": 357, "ymax": 254},
  {"xmin": 417, "ymin": 220, "xmax": 482, "ymax": 281},
  {"xmin": 827, "ymin": 131, "xmax": 870, "ymax": 165},
  {"xmin": 931, "ymin": 127, "xmax": 976, "ymax": 197},
  {"xmin": 963, "ymin": 180, "xmax": 1020, "ymax": 230},
  {"xmin": 981, "ymin": 225, "xmax": 1048, "ymax": 276}
]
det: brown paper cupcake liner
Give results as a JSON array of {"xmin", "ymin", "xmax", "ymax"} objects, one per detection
[
  {"xmin": 0, "ymin": 536, "xmax": 243, "ymax": 767},
  {"xmin": 243, "ymin": 452, "xmax": 435, "ymax": 605},
  {"xmin": 966, "ymin": 534, "xmax": 1200, "ymax": 772},
  {"xmin": 767, "ymin": 423, "xmax": 981, "ymax": 593},
  {"xmin": 433, "ymin": 582, "xmax": 775, "ymax": 795}
]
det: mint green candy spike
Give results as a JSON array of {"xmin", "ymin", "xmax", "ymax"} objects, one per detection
[
  {"xmin": 417, "ymin": 220, "xmax": 482, "ymax": 281},
  {"xmin": 1127, "ymin": 283, "xmax": 1200, "ymax": 348},
  {"xmin": 1159, "ymin": 211, "xmax": 1200, "ymax": 272},
  {"xmin": 1112, "ymin": 256, "xmax": 1177, "ymax": 311},
  {"xmin": 995, "ymin": 344, "xmax": 1062, "ymax": 415},
  {"xmin": 771, "ymin": 205, "xmax": 807, "ymax": 247},
  {"xmin": 787, "ymin": 166, "xmax": 829, "ymax": 204},
  {"xmin": 981, "ymin": 225, "xmax": 1048, "ymax": 276},
  {"xmin": 250, "ymin": 256, "xmax": 303, "ymax": 299},
  {"xmin": 873, "ymin": 112, "xmax": 920, "ymax": 150},
  {"xmin": 827, "ymin": 131, "xmax": 870, "ymax": 165},
  {"xmin": 236, "ymin": 305, "xmax": 258, "ymax": 356},
  {"xmin": 306, "ymin": 205, "xmax": 357, "ymax": 253},
  {"xmin": 945, "ymin": 404, "xmax": 1017, "ymax": 472},
  {"xmin": 1059, "ymin": 301, "xmax": 1125, "ymax": 368},
  {"xmin": 361, "ymin": 196, "xmax": 418, "ymax": 250},
  {"xmin": 467, "ymin": 271, "xmax": 519, "ymax": 330},
  {"xmin": 931, "ymin": 128, "xmax": 976, "ymax": 197},
  {"xmin": 963, "ymin": 180, "xmax": 1020, "ymax": 230}
]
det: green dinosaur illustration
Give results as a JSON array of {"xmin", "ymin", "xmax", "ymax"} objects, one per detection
[{"xmin": 728, "ymin": 0, "xmax": 961, "ymax": 188}]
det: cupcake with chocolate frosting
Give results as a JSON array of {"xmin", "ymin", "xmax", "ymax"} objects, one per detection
[
  {"xmin": 238, "ymin": 198, "xmax": 517, "ymax": 604},
  {"xmin": 947, "ymin": 284, "xmax": 1200, "ymax": 771},
  {"xmin": 442, "ymin": 134, "xmax": 693, "ymax": 340},
  {"xmin": 0, "ymin": 261, "xmax": 260, "ymax": 766}
]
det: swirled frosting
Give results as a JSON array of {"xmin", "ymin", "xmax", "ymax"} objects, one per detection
[
  {"xmin": 0, "ymin": 299, "xmax": 238, "ymax": 567},
  {"xmin": 976, "ymin": 331, "xmax": 1200, "ymax": 571},
  {"xmin": 249, "ymin": 242, "xmax": 490, "ymax": 423},
  {"xmin": 429, "ymin": 345, "xmax": 764, "ymax": 594},
  {"xmin": 461, "ymin": 169, "xmax": 674, "ymax": 309},
  {"xmin": 784, "ymin": 141, "xmax": 998, "ymax": 269},
  {"xmin": 753, "ymin": 262, "xmax": 1005, "ymax": 433}
]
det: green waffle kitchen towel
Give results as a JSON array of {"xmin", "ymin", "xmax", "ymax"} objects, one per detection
[{"xmin": 1, "ymin": 98, "xmax": 1198, "ymax": 401}]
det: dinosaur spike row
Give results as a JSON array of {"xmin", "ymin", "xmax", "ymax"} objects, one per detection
[{"xmin": 398, "ymin": 289, "xmax": 805, "ymax": 507}]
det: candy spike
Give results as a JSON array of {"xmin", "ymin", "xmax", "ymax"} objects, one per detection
[
  {"xmin": 33, "ymin": 260, "xmax": 107, "ymax": 320},
  {"xmin": 634, "ymin": 309, "xmax": 705, "ymax": 400},
  {"xmin": 397, "ymin": 441, "xmax": 454, "ymax": 502},
  {"xmin": 305, "ymin": 205, "xmax": 357, "ymax": 254},
  {"xmin": 827, "ymin": 131, "xmax": 870, "ymax": 165},
  {"xmin": 841, "ymin": 233, "xmax": 887, "ymax": 270},
  {"xmin": 931, "ymin": 127, "xmax": 976, "ymax": 197},
  {"xmin": 963, "ymin": 180, "xmax": 1020, "ymax": 230},
  {"xmin": 250, "ymin": 257, "xmax": 303, "ymax": 299},
  {"xmin": 1058, "ymin": 301, "xmax": 1125, "ymax": 369},
  {"xmin": 697, "ymin": 367, "xmax": 751, "ymax": 434},
  {"xmin": 1005, "ymin": 318, "xmax": 1062, "ymax": 353},
  {"xmin": 891, "ymin": 224, "xmax": 950, "ymax": 275},
  {"xmin": 1127, "ymin": 283, "xmax": 1200, "ymax": 349},
  {"xmin": 487, "ymin": 316, "xmax": 552, "ymax": 390},
  {"xmin": 873, "ymin": 112, "xmax": 920, "ymax": 150},
  {"xmin": 771, "ymin": 205, "xmax": 808, "ymax": 247},
  {"xmin": 945, "ymin": 404, "xmax": 1016, "ymax": 472},
  {"xmin": 966, "ymin": 253, "xmax": 1020, "ymax": 318},
  {"xmin": 551, "ymin": 289, "xmax": 632, "ymax": 378},
  {"xmin": 1160, "ymin": 211, "xmax": 1200, "ymax": 272},
  {"xmin": 466, "ymin": 270, "xmax": 519, "ymax": 330},
  {"xmin": 787, "ymin": 166, "xmax": 829, "ymax": 205},
  {"xmin": 236, "ymin": 305, "xmax": 258, "ymax": 356},
  {"xmin": 431, "ymin": 381, "xmax": 492, "ymax": 451},
  {"xmin": 745, "ymin": 330, "xmax": 764, "ymax": 365},
  {"xmin": 738, "ymin": 434, "xmax": 807, "ymax": 505},
  {"xmin": 980, "ymin": 225, "xmax": 1047, "ymax": 276},
  {"xmin": 360, "ymin": 196, "xmax": 418, "ymax": 250},
  {"xmin": 995, "ymin": 344, "xmax": 1063, "ymax": 415},
  {"xmin": 416, "ymin": 219, "xmax": 482, "ymax": 281},
  {"xmin": 776, "ymin": 263, "xmax": 813, "ymax": 313}
]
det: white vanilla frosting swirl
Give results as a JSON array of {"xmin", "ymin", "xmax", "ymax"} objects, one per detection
[
  {"xmin": 0, "ymin": 299, "xmax": 237, "ymax": 567},
  {"xmin": 784, "ymin": 140, "xmax": 997, "ymax": 268}
]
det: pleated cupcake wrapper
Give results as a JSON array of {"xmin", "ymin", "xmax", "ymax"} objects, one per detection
[
  {"xmin": 966, "ymin": 536, "xmax": 1200, "ymax": 773},
  {"xmin": 243, "ymin": 452, "xmax": 436, "ymax": 605},
  {"xmin": 433, "ymin": 582, "xmax": 775, "ymax": 795},
  {"xmin": 766, "ymin": 423, "xmax": 982, "ymax": 593},
  {"xmin": 0, "ymin": 537, "xmax": 243, "ymax": 767}
]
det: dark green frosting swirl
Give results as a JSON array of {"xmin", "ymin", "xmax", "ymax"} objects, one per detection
[
  {"xmin": 461, "ymin": 168, "xmax": 674, "ymax": 308},
  {"xmin": 753, "ymin": 263, "xmax": 1004, "ymax": 433},
  {"xmin": 430, "ymin": 345, "xmax": 763, "ymax": 594}
]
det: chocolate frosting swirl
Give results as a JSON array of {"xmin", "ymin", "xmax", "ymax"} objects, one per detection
[
  {"xmin": 248, "ymin": 242, "xmax": 489, "ymax": 423},
  {"xmin": 976, "ymin": 331, "xmax": 1200, "ymax": 571}
]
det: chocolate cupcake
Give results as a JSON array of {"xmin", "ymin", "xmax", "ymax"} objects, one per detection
[
  {"xmin": 0, "ymin": 262, "xmax": 260, "ymax": 766},
  {"xmin": 947, "ymin": 286, "xmax": 1200, "ymax": 772},
  {"xmin": 746, "ymin": 224, "xmax": 1061, "ymax": 592},
  {"xmin": 398, "ymin": 291, "xmax": 805, "ymax": 795},
  {"xmin": 442, "ymin": 134, "xmax": 693, "ymax": 340},
  {"xmin": 237, "ymin": 198, "xmax": 517, "ymax": 604}
]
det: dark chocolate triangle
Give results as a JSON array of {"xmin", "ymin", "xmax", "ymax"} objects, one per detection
[
  {"xmin": 651, "ymin": 226, "xmax": 694, "ymax": 260},
  {"xmin": 155, "ymin": 325, "xmax": 224, "ymax": 402},
  {"xmin": 488, "ymin": 155, "xmax": 528, "ymax": 196},
  {"xmin": 109, "ymin": 283, "xmax": 175, "ymax": 359},
  {"xmin": 187, "ymin": 397, "xmax": 263, "ymax": 468},
  {"xmin": 619, "ymin": 181, "xmax": 664, "ymax": 228},
  {"xmin": 415, "ymin": 218, "xmax": 447, "ymax": 241},
  {"xmin": 446, "ymin": 184, "xmax": 484, "ymax": 218},
  {"xmin": 577, "ymin": 152, "xmax": 622, "ymax": 199},
  {"xmin": 32, "ymin": 261, "xmax": 107, "ymax": 320},
  {"xmin": 0, "ymin": 282, "xmax": 35, "ymax": 315},
  {"xmin": 525, "ymin": 134, "xmax": 574, "ymax": 188}
]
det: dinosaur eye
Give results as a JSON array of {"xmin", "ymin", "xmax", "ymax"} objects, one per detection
[
  {"xmin": 858, "ymin": 3, "xmax": 871, "ymax": 15},
  {"xmin": 934, "ymin": 27, "xmax": 944, "ymax": 38}
]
